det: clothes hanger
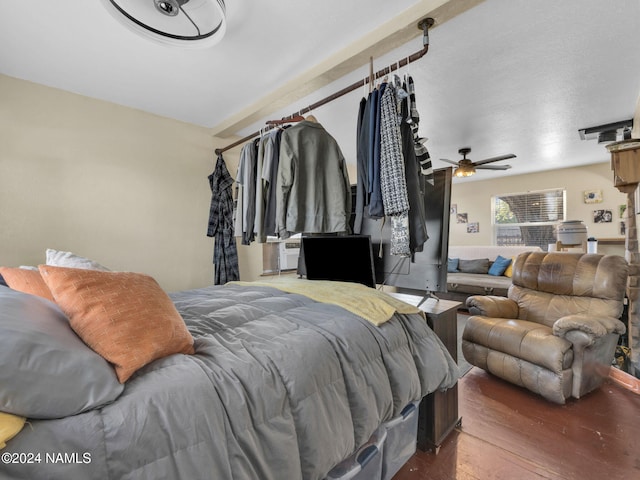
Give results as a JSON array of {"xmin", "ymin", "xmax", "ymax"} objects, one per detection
[
  {"xmin": 406, "ymin": 56, "xmax": 418, "ymax": 124},
  {"xmin": 369, "ymin": 56, "xmax": 375, "ymax": 93},
  {"xmin": 265, "ymin": 115, "xmax": 305, "ymax": 126},
  {"xmin": 393, "ymin": 61, "xmax": 402, "ymax": 87},
  {"xmin": 391, "ymin": 60, "xmax": 399, "ymax": 76},
  {"xmin": 304, "ymin": 108, "xmax": 318, "ymax": 123},
  {"xmin": 382, "ymin": 66, "xmax": 389, "ymax": 84}
]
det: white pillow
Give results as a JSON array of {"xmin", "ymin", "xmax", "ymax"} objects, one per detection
[{"xmin": 46, "ymin": 248, "xmax": 111, "ymax": 271}]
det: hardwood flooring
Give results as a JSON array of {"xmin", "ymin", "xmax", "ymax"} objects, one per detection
[{"xmin": 394, "ymin": 367, "xmax": 640, "ymax": 480}]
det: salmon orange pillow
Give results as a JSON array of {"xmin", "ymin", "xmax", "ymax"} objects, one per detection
[
  {"xmin": 0, "ymin": 267, "xmax": 54, "ymax": 302},
  {"xmin": 38, "ymin": 265, "xmax": 195, "ymax": 383}
]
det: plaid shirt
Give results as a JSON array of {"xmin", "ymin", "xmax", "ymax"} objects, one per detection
[{"xmin": 207, "ymin": 154, "xmax": 240, "ymax": 285}]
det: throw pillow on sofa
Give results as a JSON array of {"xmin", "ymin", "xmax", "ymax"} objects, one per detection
[
  {"xmin": 488, "ymin": 255, "xmax": 512, "ymax": 276},
  {"xmin": 504, "ymin": 257, "xmax": 516, "ymax": 277},
  {"xmin": 458, "ymin": 258, "xmax": 490, "ymax": 274},
  {"xmin": 447, "ymin": 258, "xmax": 459, "ymax": 273}
]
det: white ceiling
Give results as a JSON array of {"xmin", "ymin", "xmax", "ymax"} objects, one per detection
[{"xmin": 2, "ymin": 0, "xmax": 640, "ymax": 182}]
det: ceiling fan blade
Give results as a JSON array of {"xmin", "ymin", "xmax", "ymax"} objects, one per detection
[
  {"xmin": 439, "ymin": 158, "xmax": 460, "ymax": 166},
  {"xmin": 472, "ymin": 154, "xmax": 516, "ymax": 166},
  {"xmin": 476, "ymin": 164, "xmax": 512, "ymax": 170}
]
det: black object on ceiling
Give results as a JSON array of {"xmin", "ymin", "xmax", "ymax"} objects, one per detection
[{"xmin": 578, "ymin": 119, "xmax": 633, "ymax": 143}]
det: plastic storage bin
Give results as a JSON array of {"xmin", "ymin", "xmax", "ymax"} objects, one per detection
[
  {"xmin": 325, "ymin": 426, "xmax": 387, "ymax": 480},
  {"xmin": 381, "ymin": 401, "xmax": 420, "ymax": 480}
]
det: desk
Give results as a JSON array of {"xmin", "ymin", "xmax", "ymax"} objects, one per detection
[{"xmin": 390, "ymin": 294, "xmax": 462, "ymax": 453}]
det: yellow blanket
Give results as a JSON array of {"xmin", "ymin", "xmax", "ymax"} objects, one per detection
[
  {"xmin": 231, "ymin": 278, "xmax": 422, "ymax": 326},
  {"xmin": 0, "ymin": 412, "xmax": 26, "ymax": 449}
]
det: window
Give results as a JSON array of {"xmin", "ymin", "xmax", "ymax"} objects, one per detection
[{"xmin": 492, "ymin": 188, "xmax": 566, "ymax": 250}]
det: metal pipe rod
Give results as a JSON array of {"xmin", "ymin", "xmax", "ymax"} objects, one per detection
[{"xmin": 214, "ymin": 17, "xmax": 434, "ymax": 156}]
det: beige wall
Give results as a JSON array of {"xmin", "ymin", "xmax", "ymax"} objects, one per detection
[
  {"xmin": 0, "ymin": 75, "xmax": 340, "ymax": 289},
  {"xmin": 0, "ymin": 75, "xmax": 222, "ymax": 291},
  {"xmin": 449, "ymin": 162, "xmax": 627, "ymax": 256}
]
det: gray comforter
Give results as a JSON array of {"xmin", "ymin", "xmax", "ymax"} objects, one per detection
[{"xmin": 1, "ymin": 284, "xmax": 457, "ymax": 480}]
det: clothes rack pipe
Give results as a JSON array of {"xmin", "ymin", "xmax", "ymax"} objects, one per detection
[{"xmin": 214, "ymin": 17, "xmax": 435, "ymax": 156}]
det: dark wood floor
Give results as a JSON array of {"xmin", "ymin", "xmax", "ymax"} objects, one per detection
[{"xmin": 394, "ymin": 367, "xmax": 640, "ymax": 480}]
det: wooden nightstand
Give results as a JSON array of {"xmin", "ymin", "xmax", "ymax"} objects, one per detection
[{"xmin": 390, "ymin": 293, "xmax": 462, "ymax": 453}]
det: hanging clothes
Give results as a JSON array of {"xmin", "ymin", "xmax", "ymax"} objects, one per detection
[
  {"xmin": 276, "ymin": 120, "xmax": 352, "ymax": 239},
  {"xmin": 379, "ymin": 82, "xmax": 411, "ymax": 257},
  {"xmin": 353, "ymin": 84, "xmax": 386, "ymax": 232},
  {"xmin": 261, "ymin": 128, "xmax": 282, "ymax": 238},
  {"xmin": 398, "ymin": 79, "xmax": 428, "ymax": 253},
  {"xmin": 207, "ymin": 154, "xmax": 240, "ymax": 285},
  {"xmin": 368, "ymin": 85, "xmax": 385, "ymax": 218},
  {"xmin": 253, "ymin": 135, "xmax": 272, "ymax": 243},
  {"xmin": 355, "ymin": 74, "xmax": 430, "ymax": 257},
  {"xmin": 406, "ymin": 75, "xmax": 434, "ymax": 185},
  {"xmin": 233, "ymin": 175, "xmax": 243, "ymax": 242},
  {"xmin": 236, "ymin": 140, "xmax": 258, "ymax": 245},
  {"xmin": 253, "ymin": 136, "xmax": 267, "ymax": 243},
  {"xmin": 354, "ymin": 96, "xmax": 369, "ymax": 235}
]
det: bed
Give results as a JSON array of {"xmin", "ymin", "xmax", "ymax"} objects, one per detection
[{"xmin": 0, "ymin": 270, "xmax": 457, "ymax": 480}]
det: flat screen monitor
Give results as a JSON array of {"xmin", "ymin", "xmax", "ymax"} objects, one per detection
[
  {"xmin": 300, "ymin": 235, "xmax": 377, "ymax": 288},
  {"xmin": 359, "ymin": 167, "xmax": 453, "ymax": 293}
]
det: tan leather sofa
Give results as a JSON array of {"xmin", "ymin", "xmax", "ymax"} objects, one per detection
[{"xmin": 462, "ymin": 252, "xmax": 628, "ymax": 404}]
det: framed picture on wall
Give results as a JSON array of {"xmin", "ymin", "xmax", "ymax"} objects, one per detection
[
  {"xmin": 584, "ymin": 189, "xmax": 603, "ymax": 204},
  {"xmin": 593, "ymin": 209, "xmax": 613, "ymax": 223},
  {"xmin": 619, "ymin": 204, "xmax": 627, "ymax": 218},
  {"xmin": 457, "ymin": 213, "xmax": 468, "ymax": 224},
  {"xmin": 467, "ymin": 222, "xmax": 479, "ymax": 233}
]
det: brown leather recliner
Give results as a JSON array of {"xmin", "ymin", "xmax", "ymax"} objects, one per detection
[{"xmin": 462, "ymin": 252, "xmax": 628, "ymax": 404}]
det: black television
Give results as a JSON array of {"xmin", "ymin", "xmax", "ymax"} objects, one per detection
[
  {"xmin": 359, "ymin": 167, "xmax": 453, "ymax": 294},
  {"xmin": 299, "ymin": 235, "xmax": 377, "ymax": 288}
]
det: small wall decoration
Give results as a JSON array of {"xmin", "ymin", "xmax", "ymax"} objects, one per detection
[
  {"xmin": 620, "ymin": 221, "xmax": 626, "ymax": 235},
  {"xmin": 457, "ymin": 213, "xmax": 468, "ymax": 224},
  {"xmin": 619, "ymin": 204, "xmax": 627, "ymax": 218},
  {"xmin": 450, "ymin": 204, "xmax": 457, "ymax": 215},
  {"xmin": 467, "ymin": 222, "xmax": 479, "ymax": 233},
  {"xmin": 583, "ymin": 189, "xmax": 603, "ymax": 204},
  {"xmin": 593, "ymin": 209, "xmax": 613, "ymax": 223}
]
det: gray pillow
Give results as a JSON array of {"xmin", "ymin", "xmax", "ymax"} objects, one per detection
[
  {"xmin": 0, "ymin": 286, "xmax": 123, "ymax": 419},
  {"xmin": 458, "ymin": 258, "xmax": 490, "ymax": 274}
]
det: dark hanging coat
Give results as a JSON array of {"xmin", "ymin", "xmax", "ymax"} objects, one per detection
[{"xmin": 207, "ymin": 154, "xmax": 240, "ymax": 285}]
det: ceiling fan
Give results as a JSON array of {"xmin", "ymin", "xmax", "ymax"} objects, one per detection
[{"xmin": 441, "ymin": 148, "xmax": 516, "ymax": 177}]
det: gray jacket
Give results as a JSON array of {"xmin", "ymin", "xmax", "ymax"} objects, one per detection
[{"xmin": 276, "ymin": 121, "xmax": 352, "ymax": 238}]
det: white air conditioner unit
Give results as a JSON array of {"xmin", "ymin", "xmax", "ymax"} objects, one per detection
[{"xmin": 279, "ymin": 240, "xmax": 300, "ymax": 271}]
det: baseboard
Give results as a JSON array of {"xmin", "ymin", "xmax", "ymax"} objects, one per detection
[{"xmin": 609, "ymin": 366, "xmax": 640, "ymax": 395}]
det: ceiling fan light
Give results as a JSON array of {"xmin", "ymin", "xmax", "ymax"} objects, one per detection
[
  {"xmin": 454, "ymin": 166, "xmax": 476, "ymax": 177},
  {"xmin": 101, "ymin": 0, "xmax": 227, "ymax": 48}
]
